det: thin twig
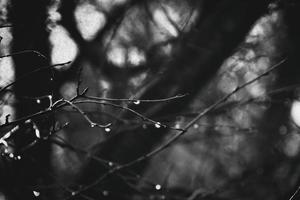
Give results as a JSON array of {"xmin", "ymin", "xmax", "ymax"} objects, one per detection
[
  {"xmin": 0, "ymin": 50, "xmax": 47, "ymax": 60},
  {"xmin": 59, "ymin": 99, "xmax": 111, "ymax": 128},
  {"xmin": 66, "ymin": 58, "xmax": 286, "ymax": 197},
  {"xmin": 84, "ymin": 93, "xmax": 187, "ymax": 103},
  {"xmin": 0, "ymin": 61, "xmax": 71, "ymax": 94},
  {"xmin": 289, "ymin": 185, "xmax": 300, "ymax": 200},
  {"xmin": 72, "ymin": 99, "xmax": 184, "ymax": 132}
]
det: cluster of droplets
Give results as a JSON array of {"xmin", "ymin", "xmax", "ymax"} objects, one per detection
[
  {"xmin": 35, "ymin": 95, "xmax": 53, "ymax": 107},
  {"xmin": 90, "ymin": 123, "xmax": 112, "ymax": 133},
  {"xmin": 1, "ymin": 150, "xmax": 22, "ymax": 160},
  {"xmin": 155, "ymin": 122, "xmax": 161, "ymax": 129}
]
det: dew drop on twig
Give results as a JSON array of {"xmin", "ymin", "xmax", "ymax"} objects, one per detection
[
  {"xmin": 155, "ymin": 122, "xmax": 161, "ymax": 129},
  {"xmin": 155, "ymin": 184, "xmax": 162, "ymax": 190},
  {"xmin": 102, "ymin": 190, "xmax": 109, "ymax": 196},
  {"xmin": 133, "ymin": 100, "xmax": 140, "ymax": 105},
  {"xmin": 36, "ymin": 99, "xmax": 41, "ymax": 104},
  {"xmin": 35, "ymin": 128, "xmax": 41, "ymax": 139},
  {"xmin": 33, "ymin": 191, "xmax": 40, "ymax": 197},
  {"xmin": 174, "ymin": 123, "xmax": 180, "ymax": 129},
  {"xmin": 105, "ymin": 127, "xmax": 111, "ymax": 133},
  {"xmin": 71, "ymin": 191, "xmax": 76, "ymax": 196}
]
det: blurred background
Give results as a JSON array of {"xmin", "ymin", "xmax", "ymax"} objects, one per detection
[{"xmin": 1, "ymin": 0, "xmax": 300, "ymax": 200}]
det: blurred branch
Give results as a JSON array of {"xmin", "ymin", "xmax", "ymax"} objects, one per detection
[
  {"xmin": 0, "ymin": 24, "xmax": 12, "ymax": 28},
  {"xmin": 289, "ymin": 184, "xmax": 300, "ymax": 200}
]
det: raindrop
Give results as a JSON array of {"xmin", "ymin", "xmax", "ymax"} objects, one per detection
[
  {"xmin": 36, "ymin": 99, "xmax": 41, "ymax": 104},
  {"xmin": 142, "ymin": 124, "xmax": 147, "ymax": 129},
  {"xmin": 8, "ymin": 153, "xmax": 14, "ymax": 158},
  {"xmin": 193, "ymin": 124, "xmax": 199, "ymax": 129},
  {"xmin": 133, "ymin": 100, "xmax": 140, "ymax": 105},
  {"xmin": 108, "ymin": 162, "xmax": 114, "ymax": 167},
  {"xmin": 4, "ymin": 148, "xmax": 8, "ymax": 154},
  {"xmin": 105, "ymin": 127, "xmax": 111, "ymax": 133},
  {"xmin": 33, "ymin": 191, "xmax": 40, "ymax": 197},
  {"xmin": 90, "ymin": 123, "xmax": 96, "ymax": 128},
  {"xmin": 155, "ymin": 122, "xmax": 161, "ymax": 129},
  {"xmin": 102, "ymin": 190, "xmax": 109, "ymax": 196},
  {"xmin": 71, "ymin": 191, "xmax": 77, "ymax": 196},
  {"xmin": 155, "ymin": 184, "xmax": 162, "ymax": 190},
  {"xmin": 174, "ymin": 123, "xmax": 180, "ymax": 129},
  {"xmin": 35, "ymin": 128, "xmax": 41, "ymax": 139},
  {"xmin": 17, "ymin": 155, "xmax": 21, "ymax": 160}
]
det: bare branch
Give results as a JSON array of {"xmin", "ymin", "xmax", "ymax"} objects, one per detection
[
  {"xmin": 66, "ymin": 58, "xmax": 286, "ymax": 197},
  {"xmin": 0, "ymin": 61, "xmax": 71, "ymax": 95},
  {"xmin": 0, "ymin": 50, "xmax": 47, "ymax": 60}
]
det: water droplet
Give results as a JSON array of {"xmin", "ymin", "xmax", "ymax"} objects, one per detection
[
  {"xmin": 155, "ymin": 122, "xmax": 161, "ymax": 129},
  {"xmin": 36, "ymin": 99, "xmax": 41, "ymax": 104},
  {"xmin": 133, "ymin": 100, "xmax": 140, "ymax": 105},
  {"xmin": 193, "ymin": 124, "xmax": 199, "ymax": 129},
  {"xmin": 102, "ymin": 190, "xmax": 109, "ymax": 196},
  {"xmin": 35, "ymin": 128, "xmax": 41, "ymax": 138},
  {"xmin": 108, "ymin": 162, "xmax": 114, "ymax": 167},
  {"xmin": 174, "ymin": 124, "xmax": 180, "ymax": 129},
  {"xmin": 142, "ymin": 124, "xmax": 147, "ymax": 129},
  {"xmin": 71, "ymin": 191, "xmax": 77, "ymax": 196},
  {"xmin": 17, "ymin": 155, "xmax": 21, "ymax": 160},
  {"xmin": 4, "ymin": 148, "xmax": 8, "ymax": 154},
  {"xmin": 8, "ymin": 153, "xmax": 14, "ymax": 158},
  {"xmin": 160, "ymin": 195, "xmax": 166, "ymax": 200},
  {"xmin": 90, "ymin": 123, "xmax": 96, "ymax": 128},
  {"xmin": 33, "ymin": 191, "xmax": 40, "ymax": 197},
  {"xmin": 155, "ymin": 184, "xmax": 161, "ymax": 190},
  {"xmin": 105, "ymin": 127, "xmax": 111, "ymax": 132}
]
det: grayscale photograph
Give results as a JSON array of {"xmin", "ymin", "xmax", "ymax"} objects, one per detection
[{"xmin": 0, "ymin": 0, "xmax": 299, "ymax": 200}]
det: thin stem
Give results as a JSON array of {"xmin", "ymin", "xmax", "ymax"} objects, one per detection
[{"xmin": 66, "ymin": 58, "xmax": 286, "ymax": 197}]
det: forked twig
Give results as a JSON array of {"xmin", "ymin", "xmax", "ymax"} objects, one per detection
[{"xmin": 64, "ymin": 59, "xmax": 286, "ymax": 198}]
